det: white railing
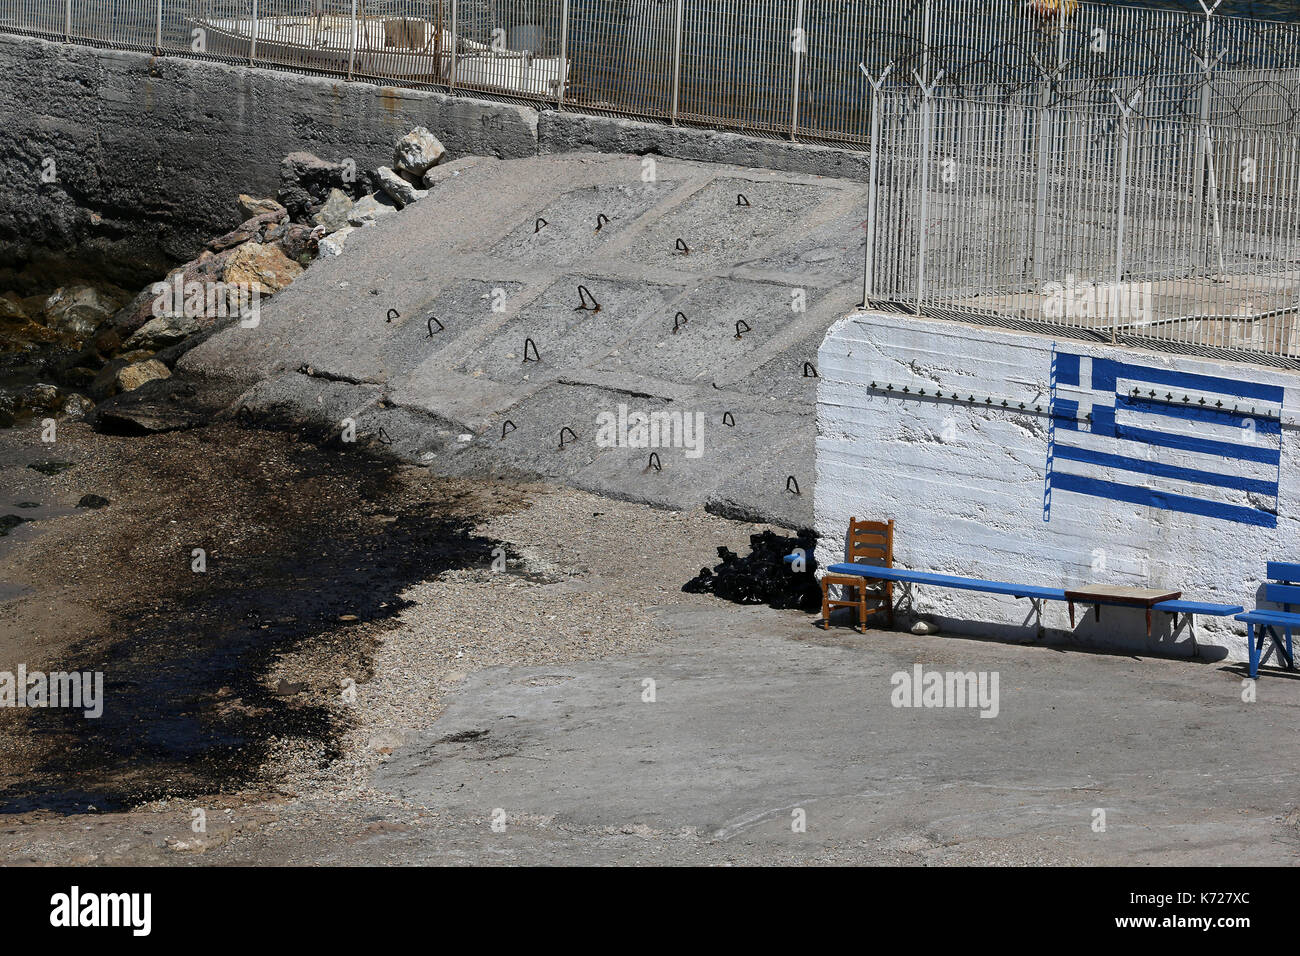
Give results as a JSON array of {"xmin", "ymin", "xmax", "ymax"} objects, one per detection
[{"xmin": 863, "ymin": 88, "xmax": 1300, "ymax": 358}]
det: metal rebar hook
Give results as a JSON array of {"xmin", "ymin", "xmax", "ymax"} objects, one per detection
[
  {"xmin": 575, "ymin": 285, "xmax": 601, "ymax": 313},
  {"xmin": 558, "ymin": 426, "xmax": 578, "ymax": 448},
  {"xmin": 647, "ymin": 452, "xmax": 662, "ymax": 472},
  {"xmin": 500, "ymin": 420, "xmax": 516, "ymax": 439},
  {"xmin": 427, "ymin": 315, "xmax": 444, "ymax": 336},
  {"xmin": 803, "ymin": 362, "xmax": 818, "ymax": 377},
  {"xmin": 734, "ymin": 320, "xmax": 751, "ymax": 340},
  {"xmin": 736, "ymin": 193, "xmax": 750, "ymax": 207},
  {"xmin": 722, "ymin": 411, "xmax": 735, "ymax": 427},
  {"xmin": 786, "ymin": 476, "xmax": 800, "ymax": 496},
  {"xmin": 675, "ymin": 238, "xmax": 690, "ymax": 255},
  {"xmin": 672, "ymin": 311, "xmax": 687, "ymax": 334},
  {"xmin": 595, "ymin": 213, "xmax": 610, "ymax": 232},
  {"xmin": 535, "ymin": 218, "xmax": 548, "ymax": 233},
  {"xmin": 386, "ymin": 308, "xmax": 399, "ymax": 323},
  {"xmin": 523, "ymin": 337, "xmax": 541, "ymax": 362}
]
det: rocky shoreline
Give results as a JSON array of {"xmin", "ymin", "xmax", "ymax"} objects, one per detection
[{"xmin": 0, "ymin": 126, "xmax": 451, "ymax": 434}]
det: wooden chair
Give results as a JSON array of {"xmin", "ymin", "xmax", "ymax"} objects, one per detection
[{"xmin": 821, "ymin": 518, "xmax": 894, "ymax": 633}]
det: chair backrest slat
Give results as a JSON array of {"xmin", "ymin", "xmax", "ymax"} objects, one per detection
[
  {"xmin": 847, "ymin": 517, "xmax": 893, "ymax": 567},
  {"xmin": 1267, "ymin": 561, "xmax": 1300, "ymax": 583},
  {"xmin": 1265, "ymin": 582, "xmax": 1300, "ymax": 607}
]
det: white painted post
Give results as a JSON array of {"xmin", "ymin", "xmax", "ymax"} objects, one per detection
[
  {"xmin": 1113, "ymin": 96, "xmax": 1132, "ymax": 345},
  {"xmin": 790, "ymin": 0, "xmax": 805, "ymax": 141},
  {"xmin": 449, "ymin": 0, "xmax": 458, "ymax": 92},
  {"xmin": 155, "ymin": 0, "xmax": 163, "ymax": 53},
  {"xmin": 1031, "ymin": 9, "xmax": 1064, "ymax": 283},
  {"xmin": 249, "ymin": 0, "xmax": 258, "ymax": 65},
  {"xmin": 64, "ymin": 0, "xmax": 70, "ymax": 41},
  {"xmin": 921, "ymin": 0, "xmax": 931, "ymax": 85},
  {"xmin": 1203, "ymin": 126, "xmax": 1227, "ymax": 277},
  {"xmin": 859, "ymin": 62, "xmax": 893, "ymax": 305},
  {"xmin": 670, "ymin": 0, "xmax": 684, "ymax": 125},
  {"xmin": 557, "ymin": 0, "xmax": 569, "ymax": 108},
  {"xmin": 346, "ymin": 0, "xmax": 357, "ymax": 80},
  {"xmin": 913, "ymin": 69, "xmax": 942, "ymax": 313},
  {"xmin": 1191, "ymin": 0, "xmax": 1222, "ymax": 274}
]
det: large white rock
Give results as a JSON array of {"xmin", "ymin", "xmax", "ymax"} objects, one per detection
[
  {"xmin": 375, "ymin": 167, "xmax": 428, "ymax": 208},
  {"xmin": 392, "ymin": 126, "xmax": 446, "ymax": 177},
  {"xmin": 318, "ymin": 226, "xmax": 355, "ymax": 258},
  {"xmin": 313, "ymin": 188, "xmax": 353, "ymax": 232},
  {"xmin": 348, "ymin": 193, "xmax": 398, "ymax": 227}
]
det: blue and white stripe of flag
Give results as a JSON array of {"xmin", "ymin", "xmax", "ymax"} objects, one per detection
[{"xmin": 1044, "ymin": 350, "xmax": 1283, "ymax": 528}]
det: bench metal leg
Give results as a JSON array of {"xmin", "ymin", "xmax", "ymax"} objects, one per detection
[
  {"xmin": 1170, "ymin": 612, "xmax": 1197, "ymax": 659},
  {"xmin": 1248, "ymin": 622, "xmax": 1259, "ymax": 679},
  {"xmin": 1277, "ymin": 625, "xmax": 1296, "ymax": 671},
  {"xmin": 1249, "ymin": 624, "xmax": 1296, "ymax": 677}
]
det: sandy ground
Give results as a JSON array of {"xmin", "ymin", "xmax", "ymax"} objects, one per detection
[
  {"xmin": 0, "ymin": 418, "xmax": 803, "ymax": 862},
  {"xmin": 1, "ymin": 421, "xmax": 1299, "ymax": 866}
]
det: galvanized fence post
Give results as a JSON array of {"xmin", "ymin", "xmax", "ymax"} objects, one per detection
[
  {"xmin": 557, "ymin": 0, "xmax": 569, "ymax": 108},
  {"xmin": 1191, "ymin": 0, "xmax": 1223, "ymax": 275},
  {"xmin": 155, "ymin": 0, "xmax": 163, "ymax": 53},
  {"xmin": 859, "ymin": 63, "xmax": 894, "ymax": 305},
  {"xmin": 346, "ymin": 0, "xmax": 357, "ymax": 80},
  {"xmin": 670, "ymin": 0, "xmax": 684, "ymax": 125},
  {"xmin": 1030, "ymin": 7, "xmax": 1065, "ymax": 283},
  {"xmin": 449, "ymin": 0, "xmax": 458, "ymax": 93},
  {"xmin": 790, "ymin": 0, "xmax": 805, "ymax": 141},
  {"xmin": 63, "ymin": 0, "xmax": 70, "ymax": 41},
  {"xmin": 920, "ymin": 0, "xmax": 932, "ymax": 85},
  {"xmin": 913, "ymin": 69, "xmax": 943, "ymax": 313},
  {"xmin": 249, "ymin": 0, "xmax": 258, "ymax": 65},
  {"xmin": 1112, "ymin": 91, "xmax": 1134, "ymax": 345}
]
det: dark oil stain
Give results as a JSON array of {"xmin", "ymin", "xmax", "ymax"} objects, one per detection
[{"xmin": 0, "ymin": 440, "xmax": 508, "ymax": 815}]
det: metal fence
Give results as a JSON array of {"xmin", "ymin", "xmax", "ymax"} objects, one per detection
[
  {"xmin": 6, "ymin": 1, "xmax": 1300, "ymax": 140},
  {"xmin": 863, "ymin": 87, "xmax": 1300, "ymax": 357},
  {"xmin": 4, "ymin": 0, "xmax": 1300, "ymax": 357}
]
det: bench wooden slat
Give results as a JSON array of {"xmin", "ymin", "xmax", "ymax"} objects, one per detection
[
  {"xmin": 827, "ymin": 563, "xmax": 1067, "ymax": 601},
  {"xmin": 1236, "ymin": 609, "xmax": 1300, "ymax": 626},
  {"xmin": 1267, "ymin": 561, "xmax": 1300, "ymax": 582},
  {"xmin": 1153, "ymin": 600, "xmax": 1242, "ymax": 616}
]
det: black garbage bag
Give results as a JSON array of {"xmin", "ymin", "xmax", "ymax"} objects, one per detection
[{"xmin": 682, "ymin": 529, "xmax": 821, "ymax": 611}]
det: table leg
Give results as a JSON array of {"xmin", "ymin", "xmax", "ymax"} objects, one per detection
[{"xmin": 1068, "ymin": 601, "xmax": 1075, "ymax": 627}]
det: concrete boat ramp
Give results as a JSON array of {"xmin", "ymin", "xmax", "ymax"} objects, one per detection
[{"xmin": 184, "ymin": 151, "xmax": 871, "ymax": 528}]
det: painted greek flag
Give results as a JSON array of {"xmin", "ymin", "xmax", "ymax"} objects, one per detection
[{"xmin": 1045, "ymin": 351, "xmax": 1284, "ymax": 528}]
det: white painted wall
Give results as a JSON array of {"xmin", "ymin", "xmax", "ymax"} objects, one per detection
[{"xmin": 816, "ymin": 311, "xmax": 1300, "ymax": 661}]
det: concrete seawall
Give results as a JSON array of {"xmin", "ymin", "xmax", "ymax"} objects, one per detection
[{"xmin": 0, "ymin": 32, "xmax": 869, "ymax": 284}]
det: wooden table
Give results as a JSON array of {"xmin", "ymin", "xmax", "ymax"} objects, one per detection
[{"xmin": 1064, "ymin": 585, "xmax": 1182, "ymax": 636}]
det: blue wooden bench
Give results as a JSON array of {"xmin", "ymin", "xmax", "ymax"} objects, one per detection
[
  {"xmin": 825, "ymin": 562, "xmax": 1241, "ymax": 646},
  {"xmin": 1234, "ymin": 562, "xmax": 1300, "ymax": 678},
  {"xmin": 826, "ymin": 563, "xmax": 1067, "ymax": 631}
]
